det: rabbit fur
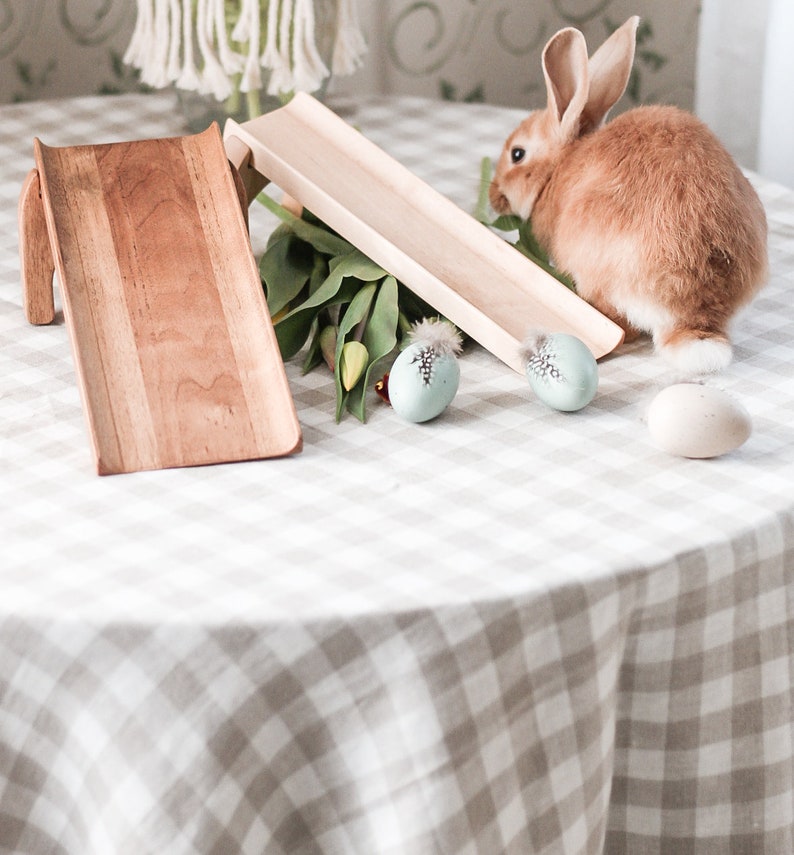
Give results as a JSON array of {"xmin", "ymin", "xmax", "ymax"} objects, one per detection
[{"xmin": 489, "ymin": 16, "xmax": 768, "ymax": 375}]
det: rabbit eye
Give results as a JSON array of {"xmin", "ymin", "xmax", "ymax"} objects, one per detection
[{"xmin": 510, "ymin": 146, "xmax": 526, "ymax": 164}]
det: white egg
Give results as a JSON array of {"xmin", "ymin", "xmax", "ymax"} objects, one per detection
[
  {"xmin": 647, "ymin": 384, "xmax": 752, "ymax": 458},
  {"xmin": 388, "ymin": 341, "xmax": 460, "ymax": 422},
  {"xmin": 522, "ymin": 332, "xmax": 598, "ymax": 412}
]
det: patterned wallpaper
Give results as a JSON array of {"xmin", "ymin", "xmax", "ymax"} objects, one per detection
[
  {"xmin": 0, "ymin": 1, "xmax": 142, "ymax": 103},
  {"xmin": 0, "ymin": 1, "xmax": 699, "ymax": 111},
  {"xmin": 345, "ymin": 1, "xmax": 699, "ymax": 111}
]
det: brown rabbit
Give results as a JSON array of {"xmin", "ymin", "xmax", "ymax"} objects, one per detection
[{"xmin": 489, "ymin": 16, "xmax": 768, "ymax": 374}]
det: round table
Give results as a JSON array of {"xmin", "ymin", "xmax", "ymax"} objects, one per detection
[{"xmin": 2, "ymin": 91, "xmax": 794, "ymax": 854}]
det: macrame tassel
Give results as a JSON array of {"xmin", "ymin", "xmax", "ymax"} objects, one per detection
[
  {"xmin": 154, "ymin": 0, "xmax": 177, "ymax": 87},
  {"xmin": 331, "ymin": 0, "xmax": 367, "ymax": 76},
  {"xmin": 234, "ymin": 0, "xmax": 263, "ymax": 93},
  {"xmin": 176, "ymin": 0, "xmax": 201, "ymax": 91},
  {"xmin": 123, "ymin": 0, "xmax": 152, "ymax": 70},
  {"xmin": 262, "ymin": 0, "xmax": 297, "ymax": 95},
  {"xmin": 126, "ymin": 0, "xmax": 368, "ymax": 102},
  {"xmin": 166, "ymin": 0, "xmax": 183, "ymax": 81},
  {"xmin": 195, "ymin": 0, "xmax": 233, "ymax": 100},
  {"xmin": 126, "ymin": 0, "xmax": 180, "ymax": 88},
  {"xmin": 211, "ymin": 0, "xmax": 245, "ymax": 77},
  {"xmin": 132, "ymin": 0, "xmax": 165, "ymax": 87},
  {"xmin": 288, "ymin": 0, "xmax": 330, "ymax": 93}
]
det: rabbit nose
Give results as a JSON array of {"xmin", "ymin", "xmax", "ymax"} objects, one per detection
[{"xmin": 488, "ymin": 181, "xmax": 510, "ymax": 214}]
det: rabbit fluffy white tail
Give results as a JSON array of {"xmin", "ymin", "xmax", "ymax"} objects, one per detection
[{"xmin": 659, "ymin": 335, "xmax": 733, "ymax": 375}]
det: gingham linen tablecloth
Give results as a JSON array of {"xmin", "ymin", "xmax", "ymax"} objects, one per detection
[{"xmin": 2, "ymin": 93, "xmax": 794, "ymax": 855}]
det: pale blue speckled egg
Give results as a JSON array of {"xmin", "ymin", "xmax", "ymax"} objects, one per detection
[
  {"xmin": 524, "ymin": 333, "xmax": 598, "ymax": 412},
  {"xmin": 388, "ymin": 342, "xmax": 460, "ymax": 422}
]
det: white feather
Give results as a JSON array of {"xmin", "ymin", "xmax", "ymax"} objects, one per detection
[{"xmin": 409, "ymin": 319, "xmax": 463, "ymax": 356}]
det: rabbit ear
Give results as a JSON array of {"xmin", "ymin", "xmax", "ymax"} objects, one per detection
[
  {"xmin": 582, "ymin": 16, "xmax": 639, "ymax": 133},
  {"xmin": 541, "ymin": 27, "xmax": 590, "ymax": 143}
]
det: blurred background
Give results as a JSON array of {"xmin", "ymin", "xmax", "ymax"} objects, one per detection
[{"xmin": 0, "ymin": 1, "xmax": 790, "ymax": 185}]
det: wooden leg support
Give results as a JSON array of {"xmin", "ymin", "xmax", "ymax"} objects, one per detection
[{"xmin": 18, "ymin": 169, "xmax": 55, "ymax": 325}]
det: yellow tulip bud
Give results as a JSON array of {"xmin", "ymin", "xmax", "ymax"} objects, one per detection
[{"xmin": 339, "ymin": 341, "xmax": 369, "ymax": 391}]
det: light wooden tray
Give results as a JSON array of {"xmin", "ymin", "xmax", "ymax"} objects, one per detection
[
  {"xmin": 224, "ymin": 93, "xmax": 625, "ymax": 373},
  {"xmin": 19, "ymin": 124, "xmax": 302, "ymax": 475}
]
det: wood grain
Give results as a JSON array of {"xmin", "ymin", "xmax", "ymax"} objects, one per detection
[
  {"xmin": 224, "ymin": 93, "xmax": 625, "ymax": 373},
  {"xmin": 32, "ymin": 124, "xmax": 301, "ymax": 474}
]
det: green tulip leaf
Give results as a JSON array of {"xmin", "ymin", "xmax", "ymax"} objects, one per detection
[
  {"xmin": 260, "ymin": 233, "xmax": 314, "ymax": 315},
  {"xmin": 274, "ymin": 276, "xmax": 363, "ymax": 360},
  {"xmin": 489, "ymin": 214, "xmax": 522, "ymax": 232},
  {"xmin": 302, "ymin": 322, "xmax": 324, "ymax": 374},
  {"xmin": 347, "ymin": 275, "xmax": 399, "ymax": 422},
  {"xmin": 362, "ymin": 275, "xmax": 399, "ymax": 359},
  {"xmin": 327, "ymin": 251, "xmax": 388, "ymax": 284},
  {"xmin": 273, "ymin": 250, "xmax": 383, "ymax": 359},
  {"xmin": 258, "ymin": 192, "xmax": 356, "ymax": 257},
  {"xmin": 308, "ymin": 254, "xmax": 329, "ymax": 296},
  {"xmin": 265, "ymin": 221, "xmax": 294, "ymax": 251}
]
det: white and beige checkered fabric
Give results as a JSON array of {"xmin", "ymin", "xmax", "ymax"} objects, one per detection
[{"xmin": 2, "ymin": 93, "xmax": 794, "ymax": 854}]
